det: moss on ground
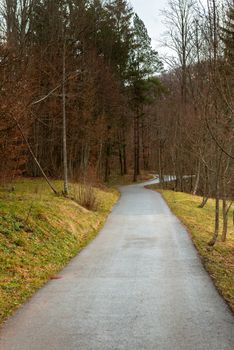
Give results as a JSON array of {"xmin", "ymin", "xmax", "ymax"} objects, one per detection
[
  {"xmin": 148, "ymin": 187, "xmax": 234, "ymax": 312},
  {"xmin": 0, "ymin": 179, "xmax": 119, "ymax": 324}
]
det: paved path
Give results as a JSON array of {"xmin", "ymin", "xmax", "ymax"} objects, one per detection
[{"xmin": 0, "ymin": 179, "xmax": 233, "ymax": 350}]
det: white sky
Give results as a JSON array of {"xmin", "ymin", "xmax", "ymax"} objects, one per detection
[
  {"xmin": 130, "ymin": 0, "xmax": 208, "ymax": 60},
  {"xmin": 130, "ymin": 0, "xmax": 169, "ymax": 57}
]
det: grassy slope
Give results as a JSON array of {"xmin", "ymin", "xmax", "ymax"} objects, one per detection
[
  {"xmin": 148, "ymin": 187, "xmax": 234, "ymax": 312},
  {"xmin": 0, "ymin": 179, "xmax": 118, "ymax": 324}
]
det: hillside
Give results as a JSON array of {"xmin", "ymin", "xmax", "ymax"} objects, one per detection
[{"xmin": 0, "ymin": 179, "xmax": 118, "ymax": 324}]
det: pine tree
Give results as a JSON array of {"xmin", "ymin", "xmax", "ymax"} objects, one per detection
[
  {"xmin": 127, "ymin": 14, "xmax": 163, "ymax": 181},
  {"xmin": 105, "ymin": 0, "xmax": 133, "ymax": 80},
  {"xmin": 129, "ymin": 14, "xmax": 163, "ymax": 80}
]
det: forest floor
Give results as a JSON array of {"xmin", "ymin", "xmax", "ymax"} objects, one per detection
[
  {"xmin": 0, "ymin": 178, "xmax": 119, "ymax": 325},
  {"xmin": 147, "ymin": 185, "xmax": 234, "ymax": 312}
]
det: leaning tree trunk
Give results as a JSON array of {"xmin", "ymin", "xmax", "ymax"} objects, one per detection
[
  {"xmin": 199, "ymin": 196, "xmax": 209, "ymax": 208},
  {"xmin": 13, "ymin": 117, "xmax": 58, "ymax": 195}
]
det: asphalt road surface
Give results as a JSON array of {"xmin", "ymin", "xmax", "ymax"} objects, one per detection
[{"xmin": 0, "ymin": 179, "xmax": 233, "ymax": 350}]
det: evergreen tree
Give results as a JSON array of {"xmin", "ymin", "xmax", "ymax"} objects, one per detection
[
  {"xmin": 127, "ymin": 13, "xmax": 163, "ymax": 181},
  {"xmin": 128, "ymin": 14, "xmax": 163, "ymax": 81},
  {"xmin": 105, "ymin": 0, "xmax": 133, "ymax": 80}
]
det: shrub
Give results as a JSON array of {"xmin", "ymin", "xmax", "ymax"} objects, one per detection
[{"xmin": 73, "ymin": 184, "xmax": 98, "ymax": 211}]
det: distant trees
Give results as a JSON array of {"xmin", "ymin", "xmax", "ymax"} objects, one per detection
[
  {"xmin": 0, "ymin": 22, "xmax": 32, "ymax": 182},
  {"xmin": 156, "ymin": 0, "xmax": 234, "ymax": 245},
  {"xmin": 0, "ymin": 0, "xmax": 162, "ymax": 187},
  {"xmin": 162, "ymin": 0, "xmax": 195, "ymax": 190}
]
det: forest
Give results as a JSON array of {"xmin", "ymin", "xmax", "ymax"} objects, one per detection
[
  {"xmin": 0, "ymin": 0, "xmax": 233, "ymax": 241},
  {"xmin": 0, "ymin": 0, "xmax": 234, "ymax": 340}
]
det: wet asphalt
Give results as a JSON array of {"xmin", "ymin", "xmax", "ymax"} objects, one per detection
[{"xmin": 0, "ymin": 179, "xmax": 233, "ymax": 350}]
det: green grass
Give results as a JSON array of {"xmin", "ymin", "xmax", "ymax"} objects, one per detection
[
  {"xmin": 149, "ymin": 188, "xmax": 234, "ymax": 312},
  {"xmin": 0, "ymin": 178, "xmax": 119, "ymax": 324}
]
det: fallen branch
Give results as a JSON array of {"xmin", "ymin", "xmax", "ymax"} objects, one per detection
[{"xmin": 13, "ymin": 116, "xmax": 58, "ymax": 195}]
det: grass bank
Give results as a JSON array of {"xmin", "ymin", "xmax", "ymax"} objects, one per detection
[
  {"xmin": 0, "ymin": 179, "xmax": 119, "ymax": 324},
  {"xmin": 148, "ymin": 186, "xmax": 234, "ymax": 312}
]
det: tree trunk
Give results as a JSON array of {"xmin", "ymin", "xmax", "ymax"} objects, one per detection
[
  {"xmin": 96, "ymin": 141, "xmax": 103, "ymax": 179},
  {"xmin": 119, "ymin": 144, "xmax": 124, "ymax": 176},
  {"xmin": 123, "ymin": 142, "xmax": 127, "ymax": 175},
  {"xmin": 208, "ymin": 193, "xmax": 220, "ymax": 246},
  {"xmin": 221, "ymin": 198, "xmax": 228, "ymax": 242},
  {"xmin": 62, "ymin": 40, "xmax": 68, "ymax": 195},
  {"xmin": 142, "ymin": 118, "xmax": 149, "ymax": 170},
  {"xmin": 158, "ymin": 142, "xmax": 164, "ymax": 188},
  {"xmin": 133, "ymin": 111, "xmax": 140, "ymax": 182},
  {"xmin": 193, "ymin": 159, "xmax": 201, "ymax": 195},
  {"xmin": 198, "ymin": 165, "xmax": 210, "ymax": 208},
  {"xmin": 208, "ymin": 151, "xmax": 222, "ymax": 246},
  {"xmin": 136, "ymin": 113, "xmax": 140, "ymax": 176},
  {"xmin": 104, "ymin": 142, "xmax": 111, "ymax": 182},
  {"xmin": 199, "ymin": 196, "xmax": 209, "ymax": 208}
]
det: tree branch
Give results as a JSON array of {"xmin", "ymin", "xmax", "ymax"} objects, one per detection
[{"xmin": 205, "ymin": 116, "xmax": 234, "ymax": 161}]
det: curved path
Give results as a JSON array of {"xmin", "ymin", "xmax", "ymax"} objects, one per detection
[{"xmin": 0, "ymin": 179, "xmax": 233, "ymax": 350}]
